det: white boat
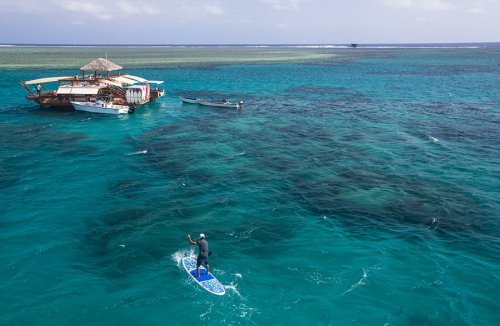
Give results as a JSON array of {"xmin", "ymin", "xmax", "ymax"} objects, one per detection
[
  {"xmin": 180, "ymin": 97, "xmax": 243, "ymax": 109},
  {"xmin": 179, "ymin": 96, "xmax": 198, "ymax": 104},
  {"xmin": 197, "ymin": 99, "xmax": 243, "ymax": 109},
  {"xmin": 70, "ymin": 100, "xmax": 135, "ymax": 115}
]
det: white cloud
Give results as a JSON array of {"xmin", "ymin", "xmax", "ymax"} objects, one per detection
[
  {"xmin": 204, "ymin": 4, "xmax": 224, "ymax": 15},
  {"xmin": 0, "ymin": 1, "xmax": 42, "ymax": 13},
  {"xmin": 276, "ymin": 23, "xmax": 287, "ymax": 28},
  {"xmin": 176, "ymin": 2, "xmax": 226, "ymax": 18},
  {"xmin": 118, "ymin": 2, "xmax": 141, "ymax": 15},
  {"xmin": 97, "ymin": 14, "xmax": 113, "ymax": 20},
  {"xmin": 60, "ymin": 1, "xmax": 105, "ymax": 15},
  {"xmin": 420, "ymin": 0, "xmax": 456, "ymax": 11},
  {"xmin": 467, "ymin": 7, "xmax": 485, "ymax": 13},
  {"xmin": 260, "ymin": 0, "xmax": 305, "ymax": 10},
  {"xmin": 381, "ymin": 0, "xmax": 457, "ymax": 11},
  {"xmin": 143, "ymin": 5, "xmax": 160, "ymax": 15},
  {"xmin": 381, "ymin": 0, "xmax": 412, "ymax": 7},
  {"xmin": 55, "ymin": 0, "xmax": 161, "ymax": 19},
  {"xmin": 415, "ymin": 15, "xmax": 437, "ymax": 22}
]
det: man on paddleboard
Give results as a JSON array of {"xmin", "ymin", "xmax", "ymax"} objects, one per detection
[{"xmin": 187, "ymin": 234, "xmax": 209, "ymax": 277}]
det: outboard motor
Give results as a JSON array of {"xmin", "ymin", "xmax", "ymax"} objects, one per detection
[{"xmin": 128, "ymin": 105, "xmax": 136, "ymax": 114}]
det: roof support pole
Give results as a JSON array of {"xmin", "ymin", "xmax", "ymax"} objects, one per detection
[{"xmin": 20, "ymin": 80, "xmax": 34, "ymax": 95}]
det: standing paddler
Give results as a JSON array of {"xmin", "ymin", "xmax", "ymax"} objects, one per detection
[{"xmin": 187, "ymin": 234, "xmax": 209, "ymax": 277}]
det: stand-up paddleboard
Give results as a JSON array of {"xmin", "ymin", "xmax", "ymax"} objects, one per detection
[{"xmin": 182, "ymin": 257, "xmax": 225, "ymax": 295}]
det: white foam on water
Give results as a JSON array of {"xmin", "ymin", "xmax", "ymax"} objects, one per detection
[
  {"xmin": 428, "ymin": 136, "xmax": 439, "ymax": 143},
  {"xmin": 430, "ymin": 218, "xmax": 440, "ymax": 230},
  {"xmin": 200, "ymin": 310, "xmax": 210, "ymax": 318},
  {"xmin": 339, "ymin": 269, "xmax": 368, "ymax": 297},
  {"xmin": 127, "ymin": 149, "xmax": 148, "ymax": 155},
  {"xmin": 238, "ymin": 228, "xmax": 256, "ymax": 240},
  {"xmin": 171, "ymin": 248, "xmax": 196, "ymax": 268},
  {"xmin": 224, "ymin": 284, "xmax": 242, "ymax": 298},
  {"xmin": 199, "ymin": 303, "xmax": 214, "ymax": 318},
  {"xmin": 226, "ymin": 150, "xmax": 246, "ymax": 160},
  {"xmin": 237, "ymin": 303, "xmax": 259, "ymax": 318},
  {"xmin": 222, "ymin": 273, "xmax": 244, "ymax": 297}
]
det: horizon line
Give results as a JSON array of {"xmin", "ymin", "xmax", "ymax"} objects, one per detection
[{"xmin": 1, "ymin": 42, "xmax": 500, "ymax": 47}]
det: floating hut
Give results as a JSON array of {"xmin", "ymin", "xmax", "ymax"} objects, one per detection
[{"xmin": 20, "ymin": 58, "xmax": 164, "ymax": 108}]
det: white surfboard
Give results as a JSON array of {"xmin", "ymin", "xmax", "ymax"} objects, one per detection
[{"xmin": 182, "ymin": 257, "xmax": 225, "ymax": 295}]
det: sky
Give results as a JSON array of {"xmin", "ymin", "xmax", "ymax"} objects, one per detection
[{"xmin": 0, "ymin": 0, "xmax": 498, "ymax": 44}]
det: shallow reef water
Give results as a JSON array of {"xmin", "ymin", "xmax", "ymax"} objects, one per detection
[{"xmin": 1, "ymin": 45, "xmax": 500, "ymax": 325}]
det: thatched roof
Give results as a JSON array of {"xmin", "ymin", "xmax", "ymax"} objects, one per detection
[{"xmin": 80, "ymin": 58, "xmax": 123, "ymax": 71}]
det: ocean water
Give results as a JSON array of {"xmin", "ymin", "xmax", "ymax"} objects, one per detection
[{"xmin": 1, "ymin": 45, "xmax": 500, "ymax": 325}]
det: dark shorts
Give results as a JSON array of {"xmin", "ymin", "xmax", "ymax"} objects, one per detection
[{"xmin": 196, "ymin": 255, "xmax": 208, "ymax": 267}]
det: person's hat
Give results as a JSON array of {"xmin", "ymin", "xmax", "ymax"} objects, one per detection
[{"xmin": 200, "ymin": 233, "xmax": 205, "ymax": 239}]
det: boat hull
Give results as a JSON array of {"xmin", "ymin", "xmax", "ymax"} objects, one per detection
[
  {"xmin": 180, "ymin": 97, "xmax": 198, "ymax": 104},
  {"xmin": 197, "ymin": 100, "xmax": 242, "ymax": 109},
  {"xmin": 70, "ymin": 101, "xmax": 131, "ymax": 115},
  {"xmin": 180, "ymin": 97, "xmax": 243, "ymax": 109}
]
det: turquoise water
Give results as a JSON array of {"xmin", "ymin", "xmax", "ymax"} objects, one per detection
[{"xmin": 1, "ymin": 46, "xmax": 500, "ymax": 325}]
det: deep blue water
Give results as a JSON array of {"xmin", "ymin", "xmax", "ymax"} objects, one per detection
[{"xmin": 1, "ymin": 46, "xmax": 500, "ymax": 325}]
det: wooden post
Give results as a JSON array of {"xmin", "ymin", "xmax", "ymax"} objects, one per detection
[
  {"xmin": 82, "ymin": 71, "xmax": 85, "ymax": 80},
  {"xmin": 20, "ymin": 80, "xmax": 34, "ymax": 95},
  {"xmin": 41, "ymin": 83, "xmax": 49, "ymax": 91}
]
